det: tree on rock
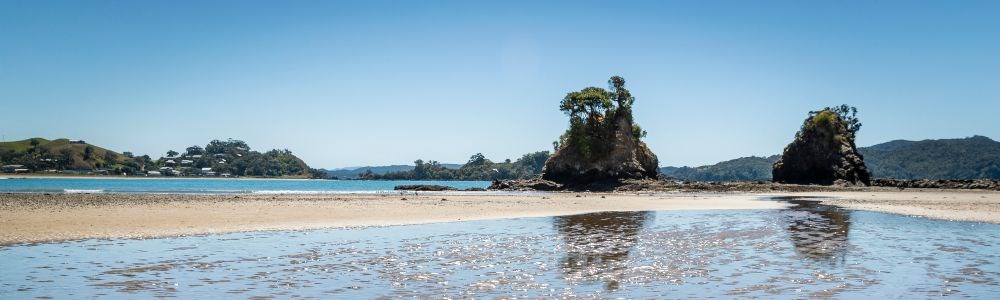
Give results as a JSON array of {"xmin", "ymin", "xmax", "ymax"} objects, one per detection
[
  {"xmin": 772, "ymin": 105, "xmax": 871, "ymax": 185},
  {"xmin": 541, "ymin": 76, "xmax": 659, "ymax": 184}
]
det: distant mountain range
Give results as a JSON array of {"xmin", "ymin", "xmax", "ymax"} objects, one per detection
[
  {"xmin": 661, "ymin": 136, "xmax": 1000, "ymax": 181},
  {"xmin": 323, "ymin": 164, "xmax": 462, "ymax": 179}
]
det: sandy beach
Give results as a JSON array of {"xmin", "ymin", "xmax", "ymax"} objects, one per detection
[{"xmin": 2, "ymin": 190, "xmax": 999, "ymax": 245}]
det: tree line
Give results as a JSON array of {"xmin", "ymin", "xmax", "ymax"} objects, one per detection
[{"xmin": 367, "ymin": 151, "xmax": 550, "ymax": 180}]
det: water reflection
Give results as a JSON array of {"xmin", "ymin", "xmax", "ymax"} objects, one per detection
[
  {"xmin": 552, "ymin": 211, "xmax": 652, "ymax": 290},
  {"xmin": 778, "ymin": 197, "xmax": 852, "ymax": 263}
]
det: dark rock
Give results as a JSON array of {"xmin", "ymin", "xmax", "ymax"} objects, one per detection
[
  {"xmin": 542, "ymin": 112, "xmax": 659, "ymax": 185},
  {"xmin": 393, "ymin": 185, "xmax": 458, "ymax": 191},
  {"xmin": 538, "ymin": 76, "xmax": 659, "ymax": 187},
  {"xmin": 773, "ymin": 108, "xmax": 871, "ymax": 186},
  {"xmin": 462, "ymin": 187, "xmax": 487, "ymax": 192},
  {"xmin": 488, "ymin": 178, "xmax": 562, "ymax": 191},
  {"xmin": 871, "ymin": 178, "xmax": 1000, "ymax": 190},
  {"xmin": 489, "ymin": 77, "xmax": 659, "ymax": 191}
]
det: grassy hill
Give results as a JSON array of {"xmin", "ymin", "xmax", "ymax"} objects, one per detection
[
  {"xmin": 660, "ymin": 136, "xmax": 1000, "ymax": 181},
  {"xmin": 0, "ymin": 138, "xmax": 129, "ymax": 171}
]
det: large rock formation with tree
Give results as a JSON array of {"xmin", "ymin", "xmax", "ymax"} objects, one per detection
[
  {"xmin": 539, "ymin": 76, "xmax": 659, "ymax": 186},
  {"xmin": 772, "ymin": 105, "xmax": 872, "ymax": 186}
]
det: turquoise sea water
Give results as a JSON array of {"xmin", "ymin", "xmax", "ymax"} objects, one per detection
[
  {"xmin": 2, "ymin": 199, "xmax": 998, "ymax": 298},
  {"xmin": 0, "ymin": 178, "xmax": 490, "ymax": 194}
]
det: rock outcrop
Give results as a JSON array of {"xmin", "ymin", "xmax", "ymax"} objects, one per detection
[
  {"xmin": 871, "ymin": 178, "xmax": 1000, "ymax": 190},
  {"xmin": 488, "ymin": 76, "xmax": 659, "ymax": 191},
  {"xmin": 772, "ymin": 107, "xmax": 871, "ymax": 186},
  {"xmin": 541, "ymin": 111, "xmax": 659, "ymax": 185},
  {"xmin": 537, "ymin": 76, "xmax": 659, "ymax": 187},
  {"xmin": 393, "ymin": 184, "xmax": 457, "ymax": 191},
  {"xmin": 488, "ymin": 178, "xmax": 563, "ymax": 191}
]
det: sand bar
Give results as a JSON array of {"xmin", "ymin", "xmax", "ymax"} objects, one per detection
[
  {"xmin": 1, "ymin": 192, "xmax": 779, "ymax": 245},
  {"xmin": 800, "ymin": 190, "xmax": 1000, "ymax": 224},
  {"xmin": 1, "ymin": 190, "xmax": 999, "ymax": 245}
]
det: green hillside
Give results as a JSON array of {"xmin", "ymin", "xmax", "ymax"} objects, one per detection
[{"xmin": 0, "ymin": 138, "xmax": 130, "ymax": 171}]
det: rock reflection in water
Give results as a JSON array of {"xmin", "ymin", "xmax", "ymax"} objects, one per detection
[
  {"xmin": 553, "ymin": 211, "xmax": 652, "ymax": 291},
  {"xmin": 779, "ymin": 197, "xmax": 851, "ymax": 263}
]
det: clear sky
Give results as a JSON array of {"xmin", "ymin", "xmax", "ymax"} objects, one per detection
[{"xmin": 2, "ymin": 1, "xmax": 998, "ymax": 168}]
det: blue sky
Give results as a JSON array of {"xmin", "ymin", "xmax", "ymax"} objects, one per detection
[{"xmin": 2, "ymin": 1, "xmax": 998, "ymax": 168}]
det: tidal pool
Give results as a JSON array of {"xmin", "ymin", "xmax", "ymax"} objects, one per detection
[{"xmin": 2, "ymin": 198, "xmax": 998, "ymax": 298}]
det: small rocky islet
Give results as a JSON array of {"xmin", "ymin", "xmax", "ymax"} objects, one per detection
[
  {"xmin": 489, "ymin": 76, "xmax": 659, "ymax": 191},
  {"xmin": 772, "ymin": 105, "xmax": 871, "ymax": 186}
]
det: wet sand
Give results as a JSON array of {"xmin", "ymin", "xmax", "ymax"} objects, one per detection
[
  {"xmin": 1, "ymin": 190, "xmax": 999, "ymax": 245},
  {"xmin": 801, "ymin": 190, "xmax": 1000, "ymax": 223}
]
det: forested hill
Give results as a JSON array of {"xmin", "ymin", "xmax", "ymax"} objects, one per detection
[
  {"xmin": 660, "ymin": 136, "xmax": 1000, "ymax": 181},
  {"xmin": 859, "ymin": 135, "xmax": 1000, "ymax": 179}
]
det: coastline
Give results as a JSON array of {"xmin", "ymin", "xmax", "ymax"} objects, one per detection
[{"xmin": 2, "ymin": 190, "xmax": 998, "ymax": 246}]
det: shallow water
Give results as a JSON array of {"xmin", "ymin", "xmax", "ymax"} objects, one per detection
[
  {"xmin": 1, "ymin": 199, "xmax": 998, "ymax": 298},
  {"xmin": 0, "ymin": 178, "xmax": 490, "ymax": 194}
]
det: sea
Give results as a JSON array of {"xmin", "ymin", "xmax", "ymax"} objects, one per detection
[{"xmin": 0, "ymin": 177, "xmax": 491, "ymax": 194}]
